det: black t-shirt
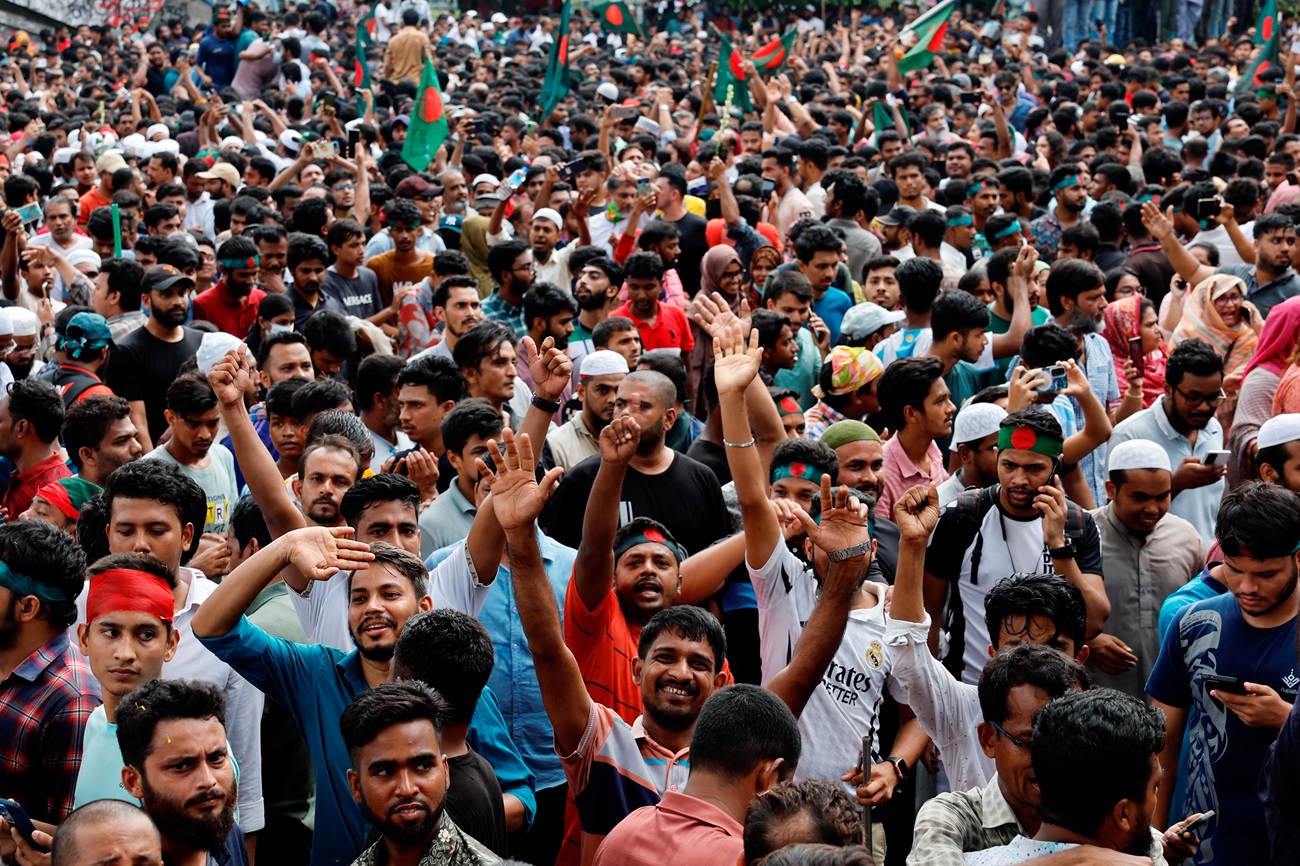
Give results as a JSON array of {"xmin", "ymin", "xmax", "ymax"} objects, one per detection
[
  {"xmin": 544, "ymin": 450, "xmax": 728, "ymax": 555},
  {"xmin": 686, "ymin": 437, "xmax": 731, "ymax": 486},
  {"xmin": 104, "ymin": 326, "xmax": 204, "ymax": 444},
  {"xmin": 671, "ymin": 212, "xmax": 709, "ymax": 300},
  {"xmin": 444, "ymin": 746, "xmax": 508, "ymax": 856}
]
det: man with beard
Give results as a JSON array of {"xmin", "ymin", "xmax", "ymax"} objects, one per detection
[
  {"xmin": 1108, "ymin": 339, "xmax": 1227, "ymax": 542},
  {"xmin": 192, "ymin": 445, "xmax": 551, "ymax": 866},
  {"xmin": 104, "ymin": 265, "xmax": 204, "ymax": 451},
  {"xmin": 569, "ymin": 259, "xmax": 621, "ymax": 369},
  {"xmin": 544, "ymin": 368, "xmax": 727, "ymax": 559},
  {"xmin": 62, "ymin": 395, "xmax": 144, "ymax": 488},
  {"xmin": 517, "ymin": 283, "xmax": 576, "ymax": 403},
  {"xmin": 542, "ymin": 350, "xmax": 627, "ymax": 473},
  {"xmin": 115, "ymin": 680, "xmax": 247, "ymax": 866},
  {"xmin": 964, "ymin": 690, "xmax": 1167, "ymax": 865},
  {"xmin": 1028, "ymin": 168, "xmax": 1088, "ymax": 264},
  {"xmin": 483, "ymin": 239, "xmax": 534, "ymax": 339},
  {"xmin": 340, "ymin": 682, "xmax": 499, "ymax": 866},
  {"xmin": 0, "ymin": 520, "xmax": 95, "ymax": 830},
  {"xmin": 1045, "ymin": 258, "xmax": 1119, "ymax": 505},
  {"xmin": 1088, "ymin": 441, "xmax": 1203, "ymax": 700},
  {"xmin": 924, "ymin": 410, "xmax": 1109, "ymax": 686},
  {"xmin": 410, "ymin": 277, "xmax": 481, "ymax": 364},
  {"xmin": 145, "ymin": 376, "xmax": 238, "ymax": 537},
  {"xmin": 490, "ymin": 199, "xmax": 588, "ymax": 291},
  {"xmin": 288, "ymin": 235, "xmax": 347, "ymax": 330},
  {"xmin": 1148, "ymin": 481, "xmax": 1300, "ymax": 866},
  {"xmin": 193, "ymin": 237, "xmax": 266, "ymax": 338},
  {"xmin": 0, "ymin": 379, "xmax": 70, "ymax": 517}
]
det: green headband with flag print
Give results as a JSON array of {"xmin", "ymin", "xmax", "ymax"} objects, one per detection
[
  {"xmin": 997, "ymin": 425, "xmax": 1063, "ymax": 459},
  {"xmin": 614, "ymin": 525, "xmax": 687, "ymax": 564},
  {"xmin": 993, "ymin": 221, "xmax": 1022, "ymax": 240},
  {"xmin": 219, "ymin": 255, "xmax": 260, "ymax": 269}
]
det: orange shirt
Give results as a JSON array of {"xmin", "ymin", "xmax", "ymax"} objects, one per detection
[{"xmin": 77, "ymin": 188, "xmax": 111, "ymax": 225}]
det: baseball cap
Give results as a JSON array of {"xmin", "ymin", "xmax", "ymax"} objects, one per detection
[
  {"xmin": 949, "ymin": 402, "xmax": 1008, "ymax": 451},
  {"xmin": 438, "ymin": 214, "xmax": 463, "ymax": 233},
  {"xmin": 143, "ymin": 264, "xmax": 196, "ymax": 295},
  {"xmin": 491, "ymin": 11, "xmax": 508, "ymax": 23},
  {"xmin": 395, "ymin": 176, "xmax": 442, "ymax": 199},
  {"xmin": 197, "ymin": 163, "xmax": 241, "ymax": 188},
  {"xmin": 64, "ymin": 312, "xmax": 113, "ymax": 354},
  {"xmin": 876, "ymin": 204, "xmax": 917, "ymax": 227},
  {"xmin": 279, "ymin": 130, "xmax": 303, "ymax": 153},
  {"xmin": 95, "ymin": 152, "xmax": 127, "ymax": 175},
  {"xmin": 840, "ymin": 303, "xmax": 905, "ymax": 341},
  {"xmin": 394, "ymin": 114, "xmax": 411, "ymax": 127}
]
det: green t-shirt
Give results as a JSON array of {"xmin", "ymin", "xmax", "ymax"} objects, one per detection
[
  {"xmin": 939, "ymin": 360, "xmax": 985, "ymax": 453},
  {"xmin": 987, "ymin": 304, "xmax": 1050, "ymax": 378}
]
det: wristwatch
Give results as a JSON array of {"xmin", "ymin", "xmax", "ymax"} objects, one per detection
[
  {"xmin": 1048, "ymin": 540, "xmax": 1077, "ymax": 560},
  {"xmin": 886, "ymin": 756, "xmax": 909, "ymax": 781}
]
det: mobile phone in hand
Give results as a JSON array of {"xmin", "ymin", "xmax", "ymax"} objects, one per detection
[
  {"xmin": 1203, "ymin": 451, "xmax": 1231, "ymax": 468},
  {"xmin": 1203, "ymin": 674, "xmax": 1247, "ymax": 694},
  {"xmin": 1128, "ymin": 336, "xmax": 1144, "ymax": 371},
  {"xmin": 0, "ymin": 800, "xmax": 47, "ymax": 852}
]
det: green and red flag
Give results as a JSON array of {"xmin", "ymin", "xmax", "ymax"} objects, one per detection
[
  {"xmin": 750, "ymin": 30, "xmax": 796, "ymax": 73},
  {"xmin": 1235, "ymin": 0, "xmax": 1282, "ymax": 96},
  {"xmin": 714, "ymin": 32, "xmax": 754, "ymax": 114},
  {"xmin": 358, "ymin": 3, "xmax": 376, "ymax": 45},
  {"xmin": 896, "ymin": 0, "xmax": 956, "ymax": 74},
  {"xmin": 872, "ymin": 100, "xmax": 910, "ymax": 146},
  {"xmin": 354, "ymin": 30, "xmax": 372, "ymax": 115},
  {"xmin": 592, "ymin": 1, "xmax": 641, "ymax": 35},
  {"xmin": 539, "ymin": 0, "xmax": 574, "ymax": 121},
  {"xmin": 402, "ymin": 58, "xmax": 449, "ymax": 172}
]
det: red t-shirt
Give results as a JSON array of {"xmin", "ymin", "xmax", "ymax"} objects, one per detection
[
  {"xmin": 612, "ymin": 300, "xmax": 695, "ymax": 355},
  {"xmin": 192, "ymin": 282, "xmax": 266, "ymax": 337},
  {"xmin": 3, "ymin": 453, "xmax": 71, "ymax": 518},
  {"xmin": 77, "ymin": 189, "xmax": 111, "ymax": 226}
]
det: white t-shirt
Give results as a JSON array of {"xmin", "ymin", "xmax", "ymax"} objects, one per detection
[{"xmin": 750, "ymin": 543, "xmax": 898, "ymax": 794}]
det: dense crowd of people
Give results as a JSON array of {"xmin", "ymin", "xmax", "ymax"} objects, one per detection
[{"xmin": 4, "ymin": 1, "xmax": 1300, "ymax": 865}]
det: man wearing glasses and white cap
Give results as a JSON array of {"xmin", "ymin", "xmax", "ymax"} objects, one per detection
[{"xmin": 1089, "ymin": 439, "xmax": 1204, "ymax": 700}]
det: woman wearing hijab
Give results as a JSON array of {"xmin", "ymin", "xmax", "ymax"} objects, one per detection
[
  {"xmin": 459, "ymin": 213, "xmax": 494, "ymax": 296},
  {"xmin": 1223, "ymin": 296, "xmax": 1300, "ymax": 486},
  {"xmin": 1169, "ymin": 273, "xmax": 1261, "ymax": 378},
  {"xmin": 687, "ymin": 246, "xmax": 745, "ymax": 419},
  {"xmin": 1103, "ymin": 295, "xmax": 1168, "ymax": 415}
]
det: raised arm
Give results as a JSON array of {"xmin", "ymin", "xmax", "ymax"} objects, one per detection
[
  {"xmin": 489, "ymin": 431, "xmax": 593, "ymax": 755},
  {"xmin": 571, "ymin": 415, "xmax": 639, "ymax": 612},
  {"xmin": 1141, "ymin": 201, "xmax": 1215, "ymax": 287},
  {"xmin": 766, "ymin": 478, "xmax": 873, "ymax": 717},
  {"xmin": 890, "ymin": 484, "xmax": 943, "ymax": 624},
  {"xmin": 1057, "ymin": 359, "xmax": 1113, "ymax": 467},
  {"xmin": 191, "ymin": 526, "xmax": 374, "ymax": 638},
  {"xmin": 989, "ymin": 244, "xmax": 1036, "ymax": 359}
]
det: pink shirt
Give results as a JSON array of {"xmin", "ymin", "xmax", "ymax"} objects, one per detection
[
  {"xmin": 875, "ymin": 436, "xmax": 948, "ymax": 520},
  {"xmin": 592, "ymin": 791, "xmax": 744, "ymax": 866}
]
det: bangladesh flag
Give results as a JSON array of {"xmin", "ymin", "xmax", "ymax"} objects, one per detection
[
  {"xmin": 714, "ymin": 33, "xmax": 754, "ymax": 114},
  {"xmin": 402, "ymin": 58, "xmax": 449, "ymax": 172},
  {"xmin": 358, "ymin": 3, "xmax": 376, "ymax": 45},
  {"xmin": 1235, "ymin": 0, "xmax": 1282, "ymax": 96},
  {"xmin": 592, "ymin": 1, "xmax": 640, "ymax": 35},
  {"xmin": 896, "ymin": 0, "xmax": 956, "ymax": 74},
  {"xmin": 354, "ymin": 31, "xmax": 372, "ymax": 115},
  {"xmin": 539, "ymin": 0, "xmax": 574, "ymax": 121},
  {"xmin": 873, "ymin": 100, "xmax": 910, "ymax": 146},
  {"xmin": 750, "ymin": 30, "xmax": 796, "ymax": 73}
]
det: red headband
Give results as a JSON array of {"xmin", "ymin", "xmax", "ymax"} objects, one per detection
[
  {"xmin": 87, "ymin": 569, "xmax": 175, "ymax": 625},
  {"xmin": 35, "ymin": 481, "xmax": 76, "ymax": 520}
]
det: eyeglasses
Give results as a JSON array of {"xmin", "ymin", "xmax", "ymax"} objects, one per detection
[
  {"xmin": 1173, "ymin": 387, "xmax": 1227, "ymax": 408},
  {"xmin": 988, "ymin": 720, "xmax": 1030, "ymax": 750},
  {"xmin": 513, "ymin": 262, "xmax": 537, "ymax": 273},
  {"xmin": 720, "ymin": 269, "xmax": 745, "ymax": 282},
  {"xmin": 334, "ymin": 183, "xmax": 355, "ymax": 191},
  {"xmin": 1212, "ymin": 292, "xmax": 1243, "ymax": 305}
]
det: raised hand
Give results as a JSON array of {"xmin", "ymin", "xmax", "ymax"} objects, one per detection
[
  {"xmin": 893, "ymin": 484, "xmax": 940, "ymax": 543},
  {"xmin": 598, "ymin": 414, "xmax": 640, "ymax": 465},
  {"xmin": 477, "ymin": 427, "xmax": 563, "ymax": 533},
  {"xmin": 521, "ymin": 335, "xmax": 573, "ymax": 403},
  {"xmin": 795, "ymin": 475, "xmax": 871, "ymax": 557},
  {"xmin": 692, "ymin": 290, "xmax": 739, "ymax": 337},
  {"xmin": 283, "ymin": 525, "xmax": 374, "ymax": 581},
  {"xmin": 711, "ymin": 319, "xmax": 762, "ymax": 396},
  {"xmin": 1140, "ymin": 200, "xmax": 1176, "ymax": 241},
  {"xmin": 208, "ymin": 345, "xmax": 253, "ymax": 408}
]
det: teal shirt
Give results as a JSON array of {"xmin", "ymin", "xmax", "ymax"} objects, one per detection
[{"xmin": 774, "ymin": 326, "xmax": 820, "ymax": 409}]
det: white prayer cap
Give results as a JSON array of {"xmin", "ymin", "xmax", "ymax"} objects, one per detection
[
  {"xmin": 121, "ymin": 133, "xmax": 148, "ymax": 159},
  {"xmin": 950, "ymin": 403, "xmax": 1007, "ymax": 451},
  {"xmin": 3, "ymin": 308, "xmax": 38, "ymax": 337},
  {"xmin": 66, "ymin": 250, "xmax": 102, "ymax": 270},
  {"xmin": 580, "ymin": 350, "xmax": 630, "ymax": 378},
  {"xmin": 1106, "ymin": 440, "xmax": 1172, "ymax": 473},
  {"xmin": 149, "ymin": 139, "xmax": 181, "ymax": 157},
  {"xmin": 1258, "ymin": 414, "xmax": 1300, "ymax": 451},
  {"xmin": 52, "ymin": 147, "xmax": 78, "ymax": 166},
  {"xmin": 196, "ymin": 332, "xmax": 245, "ymax": 376},
  {"xmin": 0, "ymin": 311, "xmax": 15, "ymax": 337},
  {"xmin": 146, "ymin": 123, "xmax": 170, "ymax": 141},
  {"xmin": 220, "ymin": 135, "xmax": 246, "ymax": 151},
  {"xmin": 532, "ymin": 207, "xmax": 563, "ymax": 228}
]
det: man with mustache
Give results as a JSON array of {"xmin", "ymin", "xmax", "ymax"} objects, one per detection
[
  {"xmin": 192, "ymin": 236, "xmax": 266, "ymax": 338},
  {"xmin": 146, "ymin": 375, "xmax": 238, "ymax": 538},
  {"xmin": 103, "ymin": 265, "xmax": 204, "ymax": 452},
  {"xmin": 341, "ymin": 682, "xmax": 499, "ymax": 866},
  {"xmin": 116, "ymin": 679, "xmax": 248, "ymax": 866},
  {"xmin": 568, "ymin": 258, "xmax": 622, "ymax": 376},
  {"xmin": 924, "ymin": 410, "xmax": 1109, "ymax": 687}
]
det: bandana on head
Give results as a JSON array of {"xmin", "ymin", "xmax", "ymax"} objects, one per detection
[
  {"xmin": 218, "ymin": 255, "xmax": 259, "ymax": 269},
  {"xmin": 967, "ymin": 181, "xmax": 994, "ymax": 196},
  {"xmin": 993, "ymin": 221, "xmax": 1022, "ymax": 240},
  {"xmin": 1052, "ymin": 175, "xmax": 1082, "ymax": 192},
  {"xmin": 614, "ymin": 526, "xmax": 686, "ymax": 564},
  {"xmin": 812, "ymin": 346, "xmax": 884, "ymax": 399},
  {"xmin": 0, "ymin": 559, "xmax": 77, "ymax": 604},
  {"xmin": 772, "ymin": 462, "xmax": 822, "ymax": 484},
  {"xmin": 87, "ymin": 569, "xmax": 175, "ymax": 626},
  {"xmin": 997, "ymin": 425, "xmax": 1064, "ymax": 459},
  {"xmin": 776, "ymin": 396, "xmax": 803, "ymax": 417},
  {"xmin": 947, "ymin": 215, "xmax": 974, "ymax": 227},
  {"xmin": 34, "ymin": 477, "xmax": 100, "ymax": 521}
]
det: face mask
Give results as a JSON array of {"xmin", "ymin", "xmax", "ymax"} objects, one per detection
[{"xmin": 269, "ymin": 323, "xmax": 294, "ymax": 335}]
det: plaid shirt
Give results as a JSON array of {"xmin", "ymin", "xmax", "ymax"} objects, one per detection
[
  {"xmin": 482, "ymin": 290, "xmax": 527, "ymax": 339},
  {"xmin": 0, "ymin": 631, "xmax": 100, "ymax": 822}
]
